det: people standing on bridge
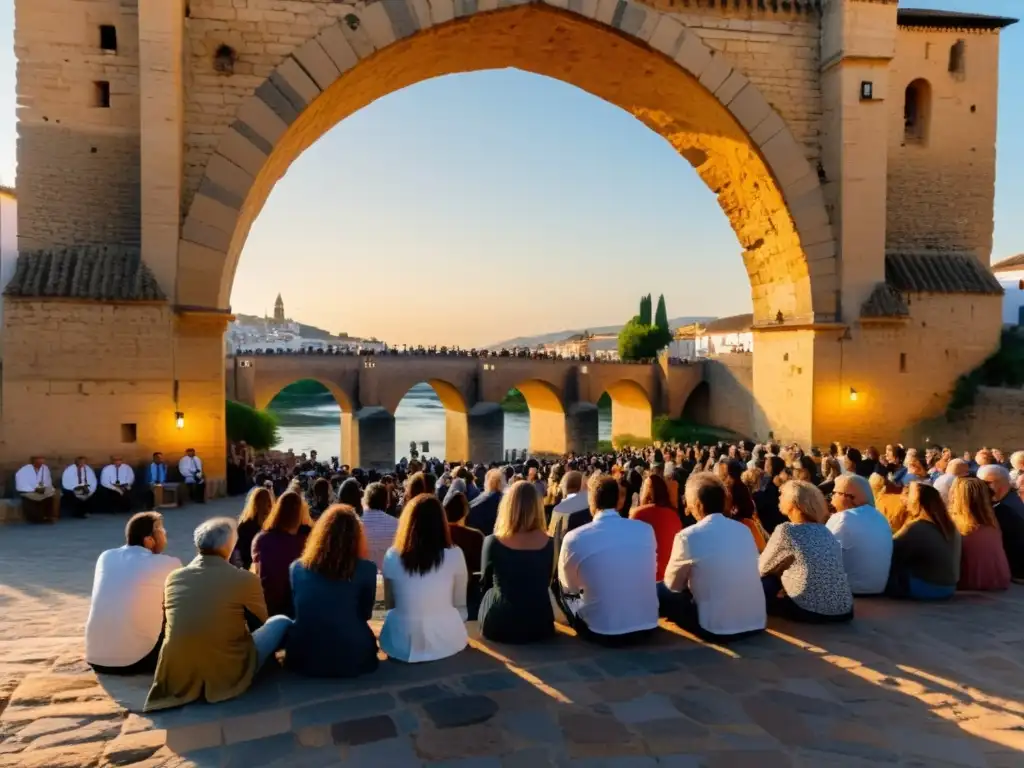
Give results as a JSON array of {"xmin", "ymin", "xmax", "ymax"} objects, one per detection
[
  {"xmin": 61, "ymin": 456, "xmax": 98, "ymax": 519},
  {"xmin": 99, "ymin": 456, "xmax": 135, "ymax": 514},
  {"xmin": 15, "ymin": 456, "xmax": 57, "ymax": 524},
  {"xmin": 179, "ymin": 448, "xmax": 205, "ymax": 504}
]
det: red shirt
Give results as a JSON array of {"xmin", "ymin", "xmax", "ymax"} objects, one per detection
[{"xmin": 630, "ymin": 504, "xmax": 683, "ymax": 581}]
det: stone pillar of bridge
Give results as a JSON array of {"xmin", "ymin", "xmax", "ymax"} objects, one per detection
[
  {"xmin": 566, "ymin": 403, "xmax": 599, "ymax": 455},
  {"xmin": 466, "ymin": 403, "xmax": 504, "ymax": 464},
  {"xmin": 347, "ymin": 407, "xmax": 395, "ymax": 472}
]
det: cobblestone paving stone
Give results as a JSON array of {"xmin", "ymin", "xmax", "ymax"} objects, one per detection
[{"xmin": 2, "ymin": 500, "xmax": 1024, "ymax": 766}]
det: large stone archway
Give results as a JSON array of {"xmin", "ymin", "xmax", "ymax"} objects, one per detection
[{"xmin": 175, "ymin": 2, "xmax": 835, "ymax": 327}]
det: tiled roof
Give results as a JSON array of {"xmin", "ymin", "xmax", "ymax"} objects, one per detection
[
  {"xmin": 3, "ymin": 245, "xmax": 166, "ymax": 301},
  {"xmin": 885, "ymin": 252, "xmax": 1003, "ymax": 296},
  {"xmin": 702, "ymin": 314, "xmax": 753, "ymax": 335},
  {"xmin": 860, "ymin": 283, "xmax": 910, "ymax": 319},
  {"xmin": 898, "ymin": 9, "xmax": 1017, "ymax": 31},
  {"xmin": 991, "ymin": 254, "xmax": 1024, "ymax": 273}
]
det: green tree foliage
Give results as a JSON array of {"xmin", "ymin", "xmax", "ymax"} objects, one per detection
[
  {"xmin": 948, "ymin": 329, "xmax": 1024, "ymax": 414},
  {"xmin": 655, "ymin": 294, "xmax": 669, "ymax": 334},
  {"xmin": 639, "ymin": 294, "xmax": 653, "ymax": 326},
  {"xmin": 501, "ymin": 388, "xmax": 529, "ymax": 413},
  {"xmin": 618, "ymin": 316, "xmax": 664, "ymax": 361},
  {"xmin": 226, "ymin": 400, "xmax": 280, "ymax": 450}
]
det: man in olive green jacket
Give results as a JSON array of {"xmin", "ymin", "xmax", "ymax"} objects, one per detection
[{"xmin": 145, "ymin": 518, "xmax": 291, "ymax": 712}]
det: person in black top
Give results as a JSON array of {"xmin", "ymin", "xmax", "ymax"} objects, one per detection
[
  {"xmin": 478, "ymin": 481, "xmax": 555, "ymax": 644},
  {"xmin": 977, "ymin": 464, "xmax": 1024, "ymax": 581}
]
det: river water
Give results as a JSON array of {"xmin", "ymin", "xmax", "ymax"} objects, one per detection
[{"xmin": 271, "ymin": 382, "xmax": 612, "ymax": 463}]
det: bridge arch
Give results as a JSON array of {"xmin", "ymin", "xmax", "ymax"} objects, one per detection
[
  {"xmin": 391, "ymin": 378, "xmax": 474, "ymax": 462},
  {"xmin": 602, "ymin": 379, "xmax": 654, "ymax": 445},
  {"xmin": 179, "ymin": 2, "xmax": 835, "ymax": 327},
  {"xmin": 513, "ymin": 379, "xmax": 570, "ymax": 457},
  {"xmin": 257, "ymin": 376, "xmax": 356, "ymax": 463}
]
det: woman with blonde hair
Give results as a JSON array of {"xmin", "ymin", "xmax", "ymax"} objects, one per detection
[
  {"xmin": 758, "ymin": 480, "xmax": 853, "ymax": 623},
  {"xmin": 284, "ymin": 505, "xmax": 379, "ymax": 677},
  {"xmin": 886, "ymin": 482, "xmax": 960, "ymax": 600},
  {"xmin": 232, "ymin": 485, "xmax": 273, "ymax": 570},
  {"xmin": 869, "ymin": 473, "xmax": 908, "ymax": 533},
  {"xmin": 477, "ymin": 481, "xmax": 555, "ymax": 644},
  {"xmin": 948, "ymin": 477, "xmax": 1010, "ymax": 591}
]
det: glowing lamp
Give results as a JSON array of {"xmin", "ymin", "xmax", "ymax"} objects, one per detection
[
  {"xmin": 849, "ymin": 388, "xmax": 858, "ymax": 402},
  {"xmin": 175, "ymin": 412, "xmax": 185, "ymax": 429}
]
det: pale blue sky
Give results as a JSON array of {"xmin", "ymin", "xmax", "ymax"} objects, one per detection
[{"xmin": 0, "ymin": 1, "xmax": 1020, "ymax": 348}]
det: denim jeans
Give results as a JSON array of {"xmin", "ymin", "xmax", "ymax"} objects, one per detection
[{"xmin": 252, "ymin": 615, "xmax": 293, "ymax": 668}]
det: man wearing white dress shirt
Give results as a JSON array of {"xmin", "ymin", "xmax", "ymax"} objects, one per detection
[
  {"xmin": 178, "ymin": 448, "xmax": 205, "ymax": 504},
  {"xmin": 14, "ymin": 456, "xmax": 57, "ymax": 524},
  {"xmin": 62, "ymin": 456, "xmax": 98, "ymax": 519},
  {"xmin": 85, "ymin": 511, "xmax": 181, "ymax": 675},
  {"xmin": 557, "ymin": 473, "xmax": 659, "ymax": 645},
  {"xmin": 99, "ymin": 456, "xmax": 135, "ymax": 514}
]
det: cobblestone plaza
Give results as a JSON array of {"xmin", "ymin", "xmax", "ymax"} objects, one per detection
[{"xmin": 1, "ymin": 500, "xmax": 1023, "ymax": 767}]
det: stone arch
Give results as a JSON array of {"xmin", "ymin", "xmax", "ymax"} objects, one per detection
[
  {"xmin": 602, "ymin": 379, "xmax": 654, "ymax": 443},
  {"xmin": 254, "ymin": 375, "xmax": 353, "ymax": 414},
  {"xmin": 390, "ymin": 378, "xmax": 472, "ymax": 461},
  {"xmin": 513, "ymin": 378, "xmax": 569, "ymax": 456},
  {"xmin": 680, "ymin": 380, "xmax": 711, "ymax": 425},
  {"xmin": 255, "ymin": 376, "xmax": 355, "ymax": 463},
  {"xmin": 179, "ymin": 1, "xmax": 836, "ymax": 326}
]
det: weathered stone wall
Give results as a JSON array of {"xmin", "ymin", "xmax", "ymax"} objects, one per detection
[
  {"xmin": 15, "ymin": 0, "xmax": 142, "ymax": 251},
  {"xmin": 886, "ymin": 26, "xmax": 1001, "ymax": 260},
  {"xmin": 180, "ymin": 0, "xmax": 822, "ymax": 211},
  {"xmin": 906, "ymin": 387, "xmax": 1024, "ymax": 453},
  {"xmin": 704, "ymin": 353, "xmax": 757, "ymax": 438},
  {"xmin": 0, "ymin": 301, "xmax": 227, "ymax": 486}
]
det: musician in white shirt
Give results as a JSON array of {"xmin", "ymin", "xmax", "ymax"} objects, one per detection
[
  {"xmin": 61, "ymin": 456, "xmax": 98, "ymax": 519},
  {"xmin": 14, "ymin": 456, "xmax": 57, "ymax": 524},
  {"xmin": 99, "ymin": 456, "xmax": 135, "ymax": 513},
  {"xmin": 178, "ymin": 448, "xmax": 205, "ymax": 504}
]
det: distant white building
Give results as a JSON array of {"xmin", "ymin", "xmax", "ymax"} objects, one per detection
[
  {"xmin": 696, "ymin": 313, "xmax": 754, "ymax": 357},
  {"xmin": 543, "ymin": 331, "xmax": 620, "ymax": 361},
  {"xmin": 668, "ymin": 323, "xmax": 699, "ymax": 359},
  {"xmin": 992, "ymin": 254, "xmax": 1024, "ymax": 325}
]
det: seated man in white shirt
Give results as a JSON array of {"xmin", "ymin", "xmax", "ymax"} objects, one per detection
[
  {"xmin": 98, "ymin": 456, "xmax": 136, "ymax": 514},
  {"xmin": 61, "ymin": 456, "xmax": 98, "ymax": 519},
  {"xmin": 659, "ymin": 473, "xmax": 766, "ymax": 643},
  {"xmin": 557, "ymin": 474, "xmax": 659, "ymax": 646},
  {"xmin": 178, "ymin": 448, "xmax": 205, "ymax": 504},
  {"xmin": 827, "ymin": 474, "xmax": 893, "ymax": 595},
  {"xmin": 85, "ymin": 511, "xmax": 182, "ymax": 674},
  {"xmin": 14, "ymin": 456, "xmax": 57, "ymax": 524}
]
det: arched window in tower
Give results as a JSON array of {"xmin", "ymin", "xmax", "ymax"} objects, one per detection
[{"xmin": 904, "ymin": 79, "xmax": 932, "ymax": 145}]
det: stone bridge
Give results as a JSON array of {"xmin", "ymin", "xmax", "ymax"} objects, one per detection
[{"xmin": 227, "ymin": 355, "xmax": 705, "ymax": 467}]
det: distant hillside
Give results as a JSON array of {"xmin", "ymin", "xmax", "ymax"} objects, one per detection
[
  {"xmin": 235, "ymin": 313, "xmax": 337, "ymax": 341},
  {"xmin": 488, "ymin": 316, "xmax": 716, "ymax": 350}
]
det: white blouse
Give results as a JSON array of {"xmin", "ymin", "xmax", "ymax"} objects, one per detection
[{"xmin": 379, "ymin": 547, "xmax": 468, "ymax": 663}]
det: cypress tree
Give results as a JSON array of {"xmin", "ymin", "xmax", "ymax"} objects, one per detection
[{"xmin": 655, "ymin": 294, "xmax": 669, "ymax": 333}]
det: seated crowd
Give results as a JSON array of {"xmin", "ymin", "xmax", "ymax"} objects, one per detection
[{"xmin": 79, "ymin": 438, "xmax": 1024, "ymax": 713}]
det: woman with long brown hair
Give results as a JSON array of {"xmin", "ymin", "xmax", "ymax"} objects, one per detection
[
  {"xmin": 251, "ymin": 491, "xmax": 311, "ymax": 617},
  {"xmin": 232, "ymin": 485, "xmax": 273, "ymax": 570},
  {"xmin": 284, "ymin": 505, "xmax": 378, "ymax": 678},
  {"xmin": 886, "ymin": 482, "xmax": 960, "ymax": 600},
  {"xmin": 379, "ymin": 493, "xmax": 468, "ymax": 663},
  {"xmin": 948, "ymin": 477, "xmax": 1010, "ymax": 591}
]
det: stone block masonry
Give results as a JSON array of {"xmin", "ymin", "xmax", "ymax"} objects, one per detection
[{"xmin": 15, "ymin": 0, "xmax": 142, "ymax": 252}]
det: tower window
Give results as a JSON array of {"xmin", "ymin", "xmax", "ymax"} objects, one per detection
[
  {"xmin": 949, "ymin": 40, "xmax": 966, "ymax": 75},
  {"xmin": 100, "ymin": 25, "xmax": 117, "ymax": 52},
  {"xmin": 904, "ymin": 79, "xmax": 931, "ymax": 145},
  {"xmin": 93, "ymin": 81, "xmax": 111, "ymax": 108}
]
